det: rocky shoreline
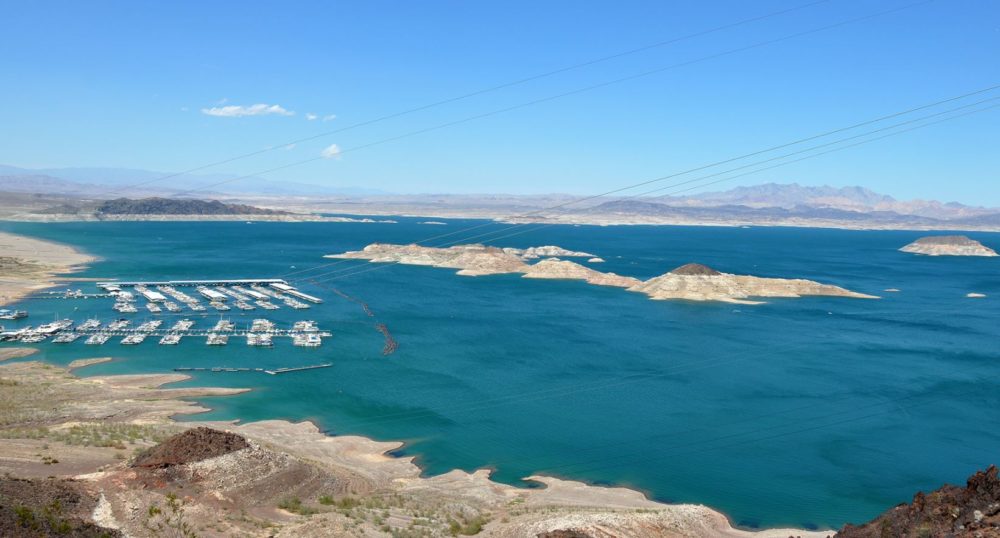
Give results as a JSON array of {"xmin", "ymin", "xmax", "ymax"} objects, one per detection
[{"xmin": 0, "ymin": 359, "xmax": 832, "ymax": 537}]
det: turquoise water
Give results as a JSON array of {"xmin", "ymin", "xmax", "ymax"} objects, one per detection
[{"xmin": 2, "ymin": 219, "xmax": 999, "ymax": 531}]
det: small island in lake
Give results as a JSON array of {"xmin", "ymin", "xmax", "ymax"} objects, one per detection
[
  {"xmin": 327, "ymin": 244, "xmax": 877, "ymax": 304},
  {"xmin": 900, "ymin": 235, "xmax": 998, "ymax": 257},
  {"xmin": 628, "ymin": 263, "xmax": 877, "ymax": 304}
]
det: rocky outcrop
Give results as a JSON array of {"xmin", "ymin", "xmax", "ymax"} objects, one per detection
[
  {"xmin": 514, "ymin": 245, "xmax": 597, "ymax": 259},
  {"xmin": 522, "ymin": 258, "xmax": 641, "ymax": 288},
  {"xmin": 838, "ymin": 465, "xmax": 1000, "ymax": 537},
  {"xmin": 628, "ymin": 264, "xmax": 878, "ymax": 304},
  {"xmin": 328, "ymin": 243, "xmax": 529, "ymax": 276},
  {"xmin": 900, "ymin": 235, "xmax": 998, "ymax": 256},
  {"xmin": 131, "ymin": 427, "xmax": 250, "ymax": 469},
  {"xmin": 0, "ymin": 477, "xmax": 123, "ymax": 537},
  {"xmin": 96, "ymin": 197, "xmax": 286, "ymax": 216},
  {"xmin": 327, "ymin": 244, "xmax": 876, "ymax": 304}
]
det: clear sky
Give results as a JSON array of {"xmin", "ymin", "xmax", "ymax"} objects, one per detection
[{"xmin": 2, "ymin": 0, "xmax": 998, "ymax": 203}]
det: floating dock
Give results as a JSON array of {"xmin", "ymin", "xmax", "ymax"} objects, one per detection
[{"xmin": 173, "ymin": 363, "xmax": 332, "ymax": 375}]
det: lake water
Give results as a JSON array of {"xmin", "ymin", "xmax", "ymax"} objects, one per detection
[{"xmin": 2, "ymin": 218, "xmax": 998, "ymax": 531}]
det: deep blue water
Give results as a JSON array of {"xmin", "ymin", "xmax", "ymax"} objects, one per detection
[{"xmin": 2, "ymin": 219, "xmax": 998, "ymax": 531}]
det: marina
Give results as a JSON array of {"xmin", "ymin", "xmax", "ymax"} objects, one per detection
[
  {"xmin": 27, "ymin": 278, "xmax": 324, "ymax": 317},
  {"xmin": 0, "ymin": 315, "xmax": 331, "ymax": 347}
]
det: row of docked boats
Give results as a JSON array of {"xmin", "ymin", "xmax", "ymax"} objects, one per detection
[{"xmin": 2, "ymin": 316, "xmax": 327, "ymax": 347}]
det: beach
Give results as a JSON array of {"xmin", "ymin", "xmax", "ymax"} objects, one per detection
[{"xmin": 0, "ymin": 230, "xmax": 96, "ymax": 306}]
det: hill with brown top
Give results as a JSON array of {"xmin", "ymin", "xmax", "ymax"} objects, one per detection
[{"xmin": 900, "ymin": 235, "xmax": 998, "ymax": 256}]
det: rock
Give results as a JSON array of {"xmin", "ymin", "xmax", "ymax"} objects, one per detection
[
  {"xmin": 669, "ymin": 263, "xmax": 722, "ymax": 276},
  {"xmin": 629, "ymin": 265, "xmax": 877, "ymax": 304},
  {"xmin": 522, "ymin": 258, "xmax": 641, "ymax": 288},
  {"xmin": 838, "ymin": 465, "xmax": 1000, "ymax": 538},
  {"xmin": 326, "ymin": 244, "xmax": 876, "ymax": 304},
  {"xmin": 515, "ymin": 245, "xmax": 597, "ymax": 260},
  {"xmin": 900, "ymin": 235, "xmax": 998, "ymax": 256},
  {"xmin": 131, "ymin": 427, "xmax": 249, "ymax": 469}
]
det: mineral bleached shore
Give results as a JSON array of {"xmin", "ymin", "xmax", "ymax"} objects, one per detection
[
  {"xmin": 327, "ymin": 243, "xmax": 877, "ymax": 304},
  {"xmin": 0, "ymin": 230, "xmax": 96, "ymax": 306},
  {"xmin": 0, "ymin": 359, "xmax": 832, "ymax": 537},
  {"xmin": 899, "ymin": 235, "xmax": 998, "ymax": 256}
]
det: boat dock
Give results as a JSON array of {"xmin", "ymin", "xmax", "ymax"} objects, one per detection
[{"xmin": 173, "ymin": 363, "xmax": 332, "ymax": 375}]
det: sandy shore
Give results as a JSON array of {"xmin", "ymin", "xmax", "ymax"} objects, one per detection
[
  {"xmin": 0, "ymin": 230, "xmax": 96, "ymax": 306},
  {"xmin": 0, "ymin": 358, "xmax": 833, "ymax": 537}
]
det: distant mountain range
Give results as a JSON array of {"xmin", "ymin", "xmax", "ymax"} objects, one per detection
[
  {"xmin": 95, "ymin": 197, "xmax": 286, "ymax": 216},
  {"xmin": 2, "ymin": 162, "xmax": 998, "ymax": 230},
  {"xmin": 0, "ymin": 164, "xmax": 387, "ymax": 197}
]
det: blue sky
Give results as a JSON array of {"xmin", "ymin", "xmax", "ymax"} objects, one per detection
[{"xmin": 1, "ymin": 0, "xmax": 998, "ymax": 203}]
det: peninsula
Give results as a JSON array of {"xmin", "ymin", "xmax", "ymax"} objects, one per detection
[
  {"xmin": 0, "ymin": 231, "xmax": 96, "ymax": 306},
  {"xmin": 899, "ymin": 235, "xmax": 998, "ymax": 256},
  {"xmin": 327, "ymin": 244, "xmax": 877, "ymax": 304}
]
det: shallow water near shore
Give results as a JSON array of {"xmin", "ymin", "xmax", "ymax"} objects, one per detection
[{"xmin": 2, "ymin": 218, "xmax": 999, "ymax": 530}]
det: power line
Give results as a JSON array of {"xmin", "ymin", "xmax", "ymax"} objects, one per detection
[
  {"xmin": 279, "ymin": 82, "xmax": 1000, "ymax": 280},
  {"xmin": 168, "ymin": 0, "xmax": 936, "ymax": 198},
  {"xmin": 99, "ymin": 0, "xmax": 834, "ymax": 197},
  {"xmin": 296, "ymin": 98, "xmax": 1000, "ymax": 284}
]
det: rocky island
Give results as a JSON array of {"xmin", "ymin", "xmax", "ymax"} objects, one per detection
[
  {"xmin": 900, "ymin": 235, "xmax": 998, "ymax": 256},
  {"xmin": 629, "ymin": 263, "xmax": 879, "ymax": 304},
  {"xmin": 327, "ymin": 244, "xmax": 876, "ymax": 304}
]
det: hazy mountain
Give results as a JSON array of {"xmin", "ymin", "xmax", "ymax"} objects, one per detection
[
  {"xmin": 653, "ymin": 182, "xmax": 995, "ymax": 220},
  {"xmin": 95, "ymin": 197, "xmax": 286, "ymax": 215},
  {"xmin": 0, "ymin": 164, "xmax": 388, "ymax": 197}
]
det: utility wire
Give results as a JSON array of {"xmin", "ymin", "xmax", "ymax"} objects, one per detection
[
  {"xmin": 280, "ymin": 82, "xmax": 1000, "ymax": 280},
  {"xmin": 170, "ymin": 0, "xmax": 936, "ymax": 198},
  {"xmin": 297, "ymin": 98, "xmax": 1000, "ymax": 284}
]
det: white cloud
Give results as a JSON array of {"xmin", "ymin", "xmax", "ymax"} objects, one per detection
[
  {"xmin": 306, "ymin": 113, "xmax": 318, "ymax": 121},
  {"xmin": 201, "ymin": 103, "xmax": 294, "ymax": 117},
  {"xmin": 321, "ymin": 144, "xmax": 342, "ymax": 159},
  {"xmin": 322, "ymin": 114, "xmax": 337, "ymax": 122},
  {"xmin": 284, "ymin": 143, "xmax": 296, "ymax": 150}
]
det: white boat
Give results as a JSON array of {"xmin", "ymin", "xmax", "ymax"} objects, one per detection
[
  {"xmin": 159, "ymin": 334, "xmax": 181, "ymax": 345},
  {"xmin": 121, "ymin": 334, "xmax": 146, "ymax": 345},
  {"xmin": 255, "ymin": 300, "xmax": 279, "ymax": 310},
  {"xmin": 86, "ymin": 333, "xmax": 111, "ymax": 345},
  {"xmin": 107, "ymin": 319, "xmax": 130, "ymax": 330},
  {"xmin": 53, "ymin": 332, "xmax": 81, "ymax": 343},
  {"xmin": 292, "ymin": 320, "xmax": 318, "ymax": 332},
  {"xmin": 146, "ymin": 303, "xmax": 161, "ymax": 313},
  {"xmin": 170, "ymin": 319, "xmax": 195, "ymax": 331},
  {"xmin": 20, "ymin": 333, "xmax": 48, "ymax": 343},
  {"xmin": 163, "ymin": 301, "xmax": 182, "ymax": 312},
  {"xmin": 0, "ymin": 309, "xmax": 28, "ymax": 320},
  {"xmin": 246, "ymin": 333, "xmax": 272, "ymax": 346},
  {"xmin": 211, "ymin": 319, "xmax": 235, "ymax": 332},
  {"xmin": 210, "ymin": 302, "xmax": 230, "ymax": 311},
  {"xmin": 136, "ymin": 320, "xmax": 163, "ymax": 332},
  {"xmin": 234, "ymin": 301, "xmax": 255, "ymax": 310},
  {"xmin": 250, "ymin": 319, "xmax": 275, "ymax": 332},
  {"xmin": 206, "ymin": 333, "xmax": 228, "ymax": 345},
  {"xmin": 76, "ymin": 319, "xmax": 101, "ymax": 331},
  {"xmin": 292, "ymin": 333, "xmax": 322, "ymax": 347}
]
